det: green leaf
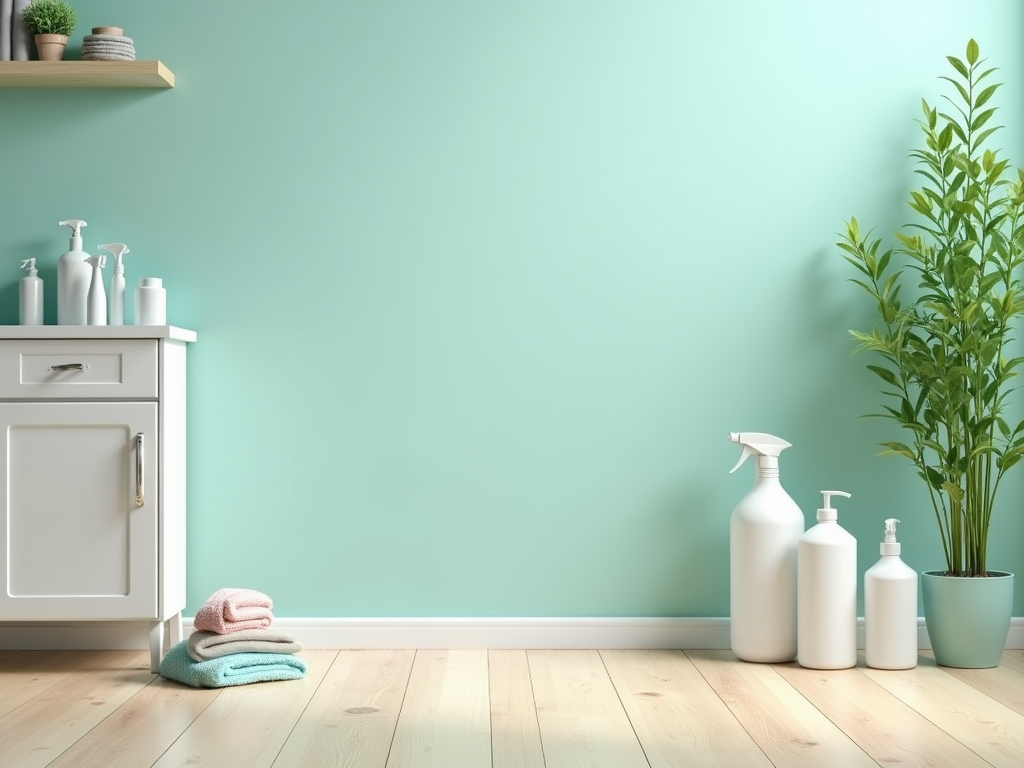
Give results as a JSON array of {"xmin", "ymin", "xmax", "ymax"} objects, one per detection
[
  {"xmin": 974, "ymin": 84, "xmax": 1000, "ymax": 110},
  {"xmin": 867, "ymin": 365, "xmax": 899, "ymax": 386},
  {"xmin": 966, "ymin": 39, "xmax": 979, "ymax": 65},
  {"xmin": 938, "ymin": 123, "xmax": 954, "ymax": 152},
  {"xmin": 947, "ymin": 55, "xmax": 970, "ymax": 79},
  {"xmin": 972, "ymin": 107, "xmax": 996, "ymax": 132}
]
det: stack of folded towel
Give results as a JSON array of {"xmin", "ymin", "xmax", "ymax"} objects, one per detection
[
  {"xmin": 81, "ymin": 29, "xmax": 136, "ymax": 61},
  {"xmin": 159, "ymin": 588, "xmax": 307, "ymax": 688}
]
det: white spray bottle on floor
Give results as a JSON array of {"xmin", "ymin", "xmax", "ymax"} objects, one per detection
[{"xmin": 727, "ymin": 432, "xmax": 805, "ymax": 662}]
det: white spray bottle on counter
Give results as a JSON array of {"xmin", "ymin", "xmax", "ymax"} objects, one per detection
[
  {"xmin": 86, "ymin": 254, "xmax": 107, "ymax": 326},
  {"xmin": 865, "ymin": 518, "xmax": 918, "ymax": 669},
  {"xmin": 727, "ymin": 432, "xmax": 805, "ymax": 662},
  {"xmin": 57, "ymin": 219, "xmax": 91, "ymax": 325},
  {"xmin": 798, "ymin": 490, "xmax": 857, "ymax": 669},
  {"xmin": 98, "ymin": 243, "xmax": 129, "ymax": 325},
  {"xmin": 20, "ymin": 258, "xmax": 44, "ymax": 325}
]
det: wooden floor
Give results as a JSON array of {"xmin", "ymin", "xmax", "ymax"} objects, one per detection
[{"xmin": 2, "ymin": 647, "xmax": 1024, "ymax": 767}]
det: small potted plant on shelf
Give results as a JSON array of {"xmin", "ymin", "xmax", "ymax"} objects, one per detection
[
  {"xmin": 20, "ymin": 0, "xmax": 78, "ymax": 62},
  {"xmin": 837, "ymin": 39, "xmax": 1023, "ymax": 668}
]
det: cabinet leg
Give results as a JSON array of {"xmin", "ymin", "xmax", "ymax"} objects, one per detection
[
  {"xmin": 169, "ymin": 612, "xmax": 183, "ymax": 646},
  {"xmin": 149, "ymin": 620, "xmax": 165, "ymax": 674}
]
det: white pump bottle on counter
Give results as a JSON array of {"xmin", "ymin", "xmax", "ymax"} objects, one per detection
[
  {"xmin": 727, "ymin": 432, "xmax": 805, "ymax": 663},
  {"xmin": 57, "ymin": 219, "xmax": 91, "ymax": 325},
  {"xmin": 798, "ymin": 490, "xmax": 857, "ymax": 669},
  {"xmin": 865, "ymin": 518, "xmax": 918, "ymax": 669}
]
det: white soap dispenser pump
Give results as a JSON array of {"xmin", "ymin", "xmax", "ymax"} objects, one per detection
[
  {"xmin": 798, "ymin": 490, "xmax": 858, "ymax": 669},
  {"xmin": 727, "ymin": 432, "xmax": 805, "ymax": 663},
  {"xmin": 98, "ymin": 243, "xmax": 129, "ymax": 325},
  {"xmin": 865, "ymin": 518, "xmax": 918, "ymax": 669},
  {"xmin": 19, "ymin": 258, "xmax": 43, "ymax": 326},
  {"xmin": 57, "ymin": 219, "xmax": 92, "ymax": 325},
  {"xmin": 86, "ymin": 254, "xmax": 107, "ymax": 326}
]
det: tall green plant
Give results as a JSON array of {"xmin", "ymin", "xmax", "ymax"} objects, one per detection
[{"xmin": 838, "ymin": 39, "xmax": 1024, "ymax": 577}]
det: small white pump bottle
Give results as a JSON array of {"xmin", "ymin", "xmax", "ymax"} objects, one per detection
[
  {"xmin": 865, "ymin": 518, "xmax": 918, "ymax": 669},
  {"xmin": 98, "ymin": 243, "xmax": 129, "ymax": 325},
  {"xmin": 57, "ymin": 219, "xmax": 92, "ymax": 325},
  {"xmin": 86, "ymin": 254, "xmax": 107, "ymax": 326},
  {"xmin": 798, "ymin": 490, "xmax": 857, "ymax": 670},
  {"xmin": 727, "ymin": 432, "xmax": 805, "ymax": 663},
  {"xmin": 19, "ymin": 258, "xmax": 43, "ymax": 325}
]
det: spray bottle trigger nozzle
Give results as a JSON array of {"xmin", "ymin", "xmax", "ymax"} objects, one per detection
[
  {"xmin": 20, "ymin": 258, "xmax": 37, "ymax": 273},
  {"xmin": 729, "ymin": 444, "xmax": 755, "ymax": 474}
]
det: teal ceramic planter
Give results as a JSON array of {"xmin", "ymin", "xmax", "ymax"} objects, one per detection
[{"xmin": 921, "ymin": 570, "xmax": 1014, "ymax": 668}]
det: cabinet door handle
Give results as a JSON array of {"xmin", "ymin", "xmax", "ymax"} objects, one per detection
[
  {"xmin": 135, "ymin": 432, "xmax": 145, "ymax": 508},
  {"xmin": 48, "ymin": 363, "xmax": 90, "ymax": 371}
]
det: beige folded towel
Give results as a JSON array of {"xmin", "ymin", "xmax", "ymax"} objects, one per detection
[{"xmin": 187, "ymin": 628, "xmax": 302, "ymax": 661}]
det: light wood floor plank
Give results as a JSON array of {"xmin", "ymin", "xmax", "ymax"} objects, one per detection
[
  {"xmin": 862, "ymin": 654, "xmax": 1024, "ymax": 768},
  {"xmin": 0, "ymin": 649, "xmax": 20, "ymax": 663},
  {"xmin": 150, "ymin": 649, "xmax": 336, "ymax": 768},
  {"xmin": 774, "ymin": 660, "xmax": 991, "ymax": 767},
  {"xmin": 44, "ymin": 677, "xmax": 220, "ymax": 768},
  {"xmin": 528, "ymin": 649, "xmax": 649, "ymax": 768},
  {"xmin": 385, "ymin": 649, "xmax": 491, "ymax": 768},
  {"xmin": 0, "ymin": 650, "xmax": 154, "ymax": 768},
  {"xmin": 941, "ymin": 650, "xmax": 1024, "ymax": 716},
  {"xmin": 272, "ymin": 649, "xmax": 415, "ymax": 768},
  {"xmin": 0, "ymin": 649, "xmax": 97, "ymax": 718},
  {"xmin": 602, "ymin": 649, "xmax": 772, "ymax": 767},
  {"xmin": 687, "ymin": 650, "xmax": 877, "ymax": 768},
  {"xmin": 489, "ymin": 649, "xmax": 546, "ymax": 768}
]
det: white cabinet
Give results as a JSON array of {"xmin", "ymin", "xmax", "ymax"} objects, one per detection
[{"xmin": 0, "ymin": 326, "xmax": 196, "ymax": 672}]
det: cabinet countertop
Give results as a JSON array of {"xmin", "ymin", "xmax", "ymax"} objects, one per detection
[{"xmin": 0, "ymin": 325, "xmax": 197, "ymax": 342}]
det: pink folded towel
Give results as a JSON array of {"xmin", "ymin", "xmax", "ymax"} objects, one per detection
[{"xmin": 194, "ymin": 588, "xmax": 274, "ymax": 634}]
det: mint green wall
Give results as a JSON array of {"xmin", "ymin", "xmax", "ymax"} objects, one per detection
[{"xmin": 2, "ymin": 1, "xmax": 1024, "ymax": 617}]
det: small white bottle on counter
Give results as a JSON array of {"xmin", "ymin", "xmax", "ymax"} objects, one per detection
[
  {"xmin": 86, "ymin": 254, "xmax": 107, "ymax": 326},
  {"xmin": 19, "ymin": 258, "xmax": 43, "ymax": 325},
  {"xmin": 865, "ymin": 518, "xmax": 918, "ymax": 669},
  {"xmin": 134, "ymin": 277, "xmax": 166, "ymax": 325}
]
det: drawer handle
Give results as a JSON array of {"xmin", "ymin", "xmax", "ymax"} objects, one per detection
[
  {"xmin": 49, "ymin": 363, "xmax": 90, "ymax": 372},
  {"xmin": 135, "ymin": 433, "xmax": 145, "ymax": 508}
]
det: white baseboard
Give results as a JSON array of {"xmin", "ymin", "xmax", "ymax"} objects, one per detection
[{"xmin": 2, "ymin": 616, "xmax": 1023, "ymax": 651}]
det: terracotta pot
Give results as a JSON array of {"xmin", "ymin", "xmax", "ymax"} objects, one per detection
[{"xmin": 34, "ymin": 34, "xmax": 69, "ymax": 62}]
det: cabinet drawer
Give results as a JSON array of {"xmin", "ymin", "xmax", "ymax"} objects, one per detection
[{"xmin": 0, "ymin": 339, "xmax": 158, "ymax": 399}]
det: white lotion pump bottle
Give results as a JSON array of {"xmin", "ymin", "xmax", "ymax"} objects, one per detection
[
  {"xmin": 19, "ymin": 258, "xmax": 43, "ymax": 325},
  {"xmin": 57, "ymin": 219, "xmax": 92, "ymax": 325},
  {"xmin": 99, "ymin": 243, "xmax": 129, "ymax": 325},
  {"xmin": 798, "ymin": 490, "xmax": 857, "ymax": 669},
  {"xmin": 865, "ymin": 518, "xmax": 918, "ymax": 669},
  {"xmin": 727, "ymin": 432, "xmax": 805, "ymax": 662}
]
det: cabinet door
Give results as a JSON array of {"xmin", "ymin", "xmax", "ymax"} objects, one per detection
[{"xmin": 0, "ymin": 402, "xmax": 159, "ymax": 620}]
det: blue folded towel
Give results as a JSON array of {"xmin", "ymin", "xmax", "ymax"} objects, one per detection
[{"xmin": 159, "ymin": 639, "xmax": 307, "ymax": 688}]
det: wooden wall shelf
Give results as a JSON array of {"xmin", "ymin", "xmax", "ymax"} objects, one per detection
[{"xmin": 0, "ymin": 60, "xmax": 174, "ymax": 88}]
